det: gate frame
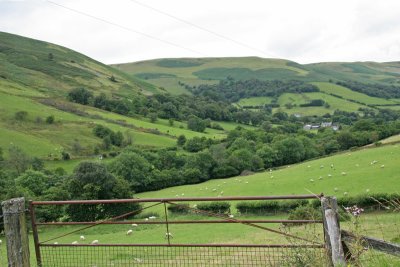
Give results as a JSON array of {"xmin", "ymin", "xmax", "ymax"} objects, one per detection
[{"xmin": 28, "ymin": 194, "xmax": 339, "ymax": 266}]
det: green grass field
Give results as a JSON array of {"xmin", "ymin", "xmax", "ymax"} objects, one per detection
[
  {"xmin": 275, "ymin": 92, "xmax": 366, "ymax": 116},
  {"xmin": 237, "ymin": 97, "xmax": 273, "ymax": 107},
  {"xmin": 313, "ymin": 82, "xmax": 400, "ymax": 106}
]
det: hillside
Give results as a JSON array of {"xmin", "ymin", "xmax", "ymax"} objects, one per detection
[
  {"xmin": 0, "ymin": 32, "xmax": 229, "ymax": 162},
  {"xmin": 114, "ymin": 57, "xmax": 400, "ymax": 95}
]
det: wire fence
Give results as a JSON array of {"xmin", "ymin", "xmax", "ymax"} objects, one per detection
[{"xmin": 40, "ymin": 244, "xmax": 326, "ymax": 267}]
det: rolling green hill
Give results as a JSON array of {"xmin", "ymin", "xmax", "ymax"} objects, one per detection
[
  {"xmin": 0, "ymin": 32, "xmax": 229, "ymax": 164},
  {"xmin": 114, "ymin": 57, "xmax": 400, "ymax": 95}
]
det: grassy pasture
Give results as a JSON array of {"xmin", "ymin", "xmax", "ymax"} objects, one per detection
[
  {"xmin": 237, "ymin": 97, "xmax": 273, "ymax": 107},
  {"xmin": 313, "ymin": 82, "xmax": 400, "ymax": 105},
  {"xmin": 275, "ymin": 92, "xmax": 365, "ymax": 116}
]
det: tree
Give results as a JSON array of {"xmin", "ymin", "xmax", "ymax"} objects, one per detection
[
  {"xmin": 31, "ymin": 157, "xmax": 44, "ymax": 171},
  {"xmin": 66, "ymin": 162, "xmax": 138, "ymax": 221},
  {"xmin": 14, "ymin": 111, "xmax": 28, "ymax": 121},
  {"xmin": 7, "ymin": 145, "xmax": 31, "ymax": 175},
  {"xmin": 46, "ymin": 115, "xmax": 55, "ymax": 124},
  {"xmin": 184, "ymin": 137, "xmax": 206, "ymax": 152},
  {"xmin": 187, "ymin": 115, "xmax": 206, "ymax": 132},
  {"xmin": 149, "ymin": 113, "xmax": 158, "ymax": 123},
  {"xmin": 15, "ymin": 170, "xmax": 48, "ymax": 196},
  {"xmin": 177, "ymin": 135, "xmax": 186, "ymax": 146},
  {"xmin": 109, "ymin": 152, "xmax": 152, "ymax": 192},
  {"xmin": 273, "ymin": 137, "xmax": 305, "ymax": 165},
  {"xmin": 67, "ymin": 88, "xmax": 93, "ymax": 105}
]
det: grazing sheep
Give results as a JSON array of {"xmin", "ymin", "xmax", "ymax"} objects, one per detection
[
  {"xmin": 334, "ymin": 188, "xmax": 338, "ymax": 192},
  {"xmin": 145, "ymin": 218, "xmax": 149, "ymax": 221},
  {"xmin": 309, "ymin": 179, "xmax": 314, "ymax": 183},
  {"xmin": 175, "ymin": 194, "xmax": 179, "ymax": 197},
  {"xmin": 127, "ymin": 229, "xmax": 133, "ymax": 235},
  {"xmin": 320, "ymin": 165, "xmax": 324, "ymax": 169},
  {"xmin": 307, "ymin": 165, "xmax": 311, "ymax": 168},
  {"xmin": 181, "ymin": 193, "xmax": 185, "ymax": 196},
  {"xmin": 220, "ymin": 191, "xmax": 224, "ymax": 195},
  {"xmin": 54, "ymin": 242, "xmax": 58, "ymax": 245},
  {"xmin": 165, "ymin": 232, "xmax": 173, "ymax": 239},
  {"xmin": 328, "ymin": 174, "xmax": 332, "ymax": 177},
  {"xmin": 131, "ymin": 224, "xmax": 138, "ymax": 227},
  {"xmin": 318, "ymin": 176, "xmax": 323, "ymax": 180},
  {"xmin": 91, "ymin": 240, "xmax": 99, "ymax": 245},
  {"xmin": 80, "ymin": 235, "xmax": 85, "ymax": 241},
  {"xmin": 245, "ymin": 181, "xmax": 249, "ymax": 184},
  {"xmin": 341, "ymin": 172, "xmax": 347, "ymax": 176},
  {"xmin": 193, "ymin": 204, "xmax": 197, "ymax": 208},
  {"xmin": 366, "ymin": 189, "xmax": 370, "ymax": 193},
  {"xmin": 344, "ymin": 192, "xmax": 348, "ymax": 196},
  {"xmin": 330, "ymin": 164, "xmax": 334, "ymax": 168},
  {"xmin": 0, "ymin": 240, "xmax": 2, "ymax": 245},
  {"xmin": 228, "ymin": 214, "xmax": 234, "ymax": 218},
  {"xmin": 223, "ymin": 181, "xmax": 227, "ymax": 184},
  {"xmin": 212, "ymin": 188, "xmax": 217, "ymax": 192},
  {"xmin": 72, "ymin": 241, "xmax": 78, "ymax": 245},
  {"xmin": 134, "ymin": 258, "xmax": 143, "ymax": 263},
  {"xmin": 381, "ymin": 165, "xmax": 385, "ymax": 168},
  {"xmin": 149, "ymin": 216, "xmax": 157, "ymax": 220}
]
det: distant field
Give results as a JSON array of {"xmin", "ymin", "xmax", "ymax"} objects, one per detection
[
  {"xmin": 237, "ymin": 97, "xmax": 273, "ymax": 107},
  {"xmin": 275, "ymin": 92, "xmax": 365, "ymax": 116},
  {"xmin": 313, "ymin": 82, "xmax": 400, "ymax": 105}
]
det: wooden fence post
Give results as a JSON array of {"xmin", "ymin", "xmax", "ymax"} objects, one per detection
[
  {"xmin": 321, "ymin": 196, "xmax": 346, "ymax": 266},
  {"xmin": 1, "ymin": 198, "xmax": 30, "ymax": 267}
]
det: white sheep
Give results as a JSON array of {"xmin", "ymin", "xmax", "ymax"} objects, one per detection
[
  {"xmin": 341, "ymin": 172, "xmax": 347, "ymax": 176},
  {"xmin": 309, "ymin": 179, "xmax": 314, "ymax": 183},
  {"xmin": 320, "ymin": 165, "xmax": 324, "ymax": 169},
  {"xmin": 212, "ymin": 188, "xmax": 217, "ymax": 192},
  {"xmin": 0, "ymin": 240, "xmax": 2, "ymax": 245},
  {"xmin": 381, "ymin": 165, "xmax": 385, "ymax": 168},
  {"xmin": 307, "ymin": 165, "xmax": 311, "ymax": 168},
  {"xmin": 54, "ymin": 242, "xmax": 58, "ymax": 245},
  {"xmin": 131, "ymin": 223, "xmax": 138, "ymax": 227},
  {"xmin": 80, "ymin": 235, "xmax": 85, "ymax": 241},
  {"xmin": 181, "ymin": 193, "xmax": 185, "ymax": 196},
  {"xmin": 228, "ymin": 214, "xmax": 234, "ymax": 218},
  {"xmin": 165, "ymin": 232, "xmax": 173, "ymax": 239},
  {"xmin": 245, "ymin": 181, "xmax": 249, "ymax": 184},
  {"xmin": 366, "ymin": 189, "xmax": 370, "ymax": 193},
  {"xmin": 343, "ymin": 192, "xmax": 348, "ymax": 196},
  {"xmin": 334, "ymin": 188, "xmax": 338, "ymax": 192},
  {"xmin": 72, "ymin": 241, "xmax": 78, "ymax": 245},
  {"xmin": 134, "ymin": 258, "xmax": 143, "ymax": 263},
  {"xmin": 91, "ymin": 240, "xmax": 99, "ymax": 245},
  {"xmin": 328, "ymin": 174, "xmax": 332, "ymax": 177},
  {"xmin": 145, "ymin": 218, "xmax": 149, "ymax": 221},
  {"xmin": 149, "ymin": 216, "xmax": 157, "ymax": 220},
  {"xmin": 127, "ymin": 229, "xmax": 133, "ymax": 235}
]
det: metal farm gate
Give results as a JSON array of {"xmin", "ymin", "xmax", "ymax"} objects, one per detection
[{"xmin": 29, "ymin": 195, "xmax": 329, "ymax": 266}]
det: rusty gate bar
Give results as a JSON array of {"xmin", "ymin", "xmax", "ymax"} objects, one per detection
[
  {"xmin": 35, "ymin": 219, "xmax": 323, "ymax": 225},
  {"xmin": 30, "ymin": 193, "xmax": 323, "ymax": 205}
]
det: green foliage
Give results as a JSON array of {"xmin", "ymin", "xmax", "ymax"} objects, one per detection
[
  {"xmin": 167, "ymin": 203, "xmax": 190, "ymax": 214},
  {"xmin": 187, "ymin": 115, "xmax": 206, "ymax": 132},
  {"xmin": 66, "ymin": 161, "xmax": 139, "ymax": 221},
  {"xmin": 67, "ymin": 88, "xmax": 93, "ymax": 105},
  {"xmin": 7, "ymin": 145, "xmax": 31, "ymax": 175},
  {"xmin": 193, "ymin": 67, "xmax": 298, "ymax": 81},
  {"xmin": 177, "ymin": 135, "xmax": 186, "ymax": 146},
  {"xmin": 184, "ymin": 137, "xmax": 207, "ymax": 152},
  {"xmin": 31, "ymin": 157, "xmax": 44, "ymax": 171},
  {"xmin": 45, "ymin": 115, "xmax": 55, "ymax": 124},
  {"xmin": 14, "ymin": 110, "xmax": 28, "ymax": 121},
  {"xmin": 15, "ymin": 170, "xmax": 48, "ymax": 196},
  {"xmin": 109, "ymin": 151, "xmax": 153, "ymax": 192},
  {"xmin": 196, "ymin": 202, "xmax": 231, "ymax": 214}
]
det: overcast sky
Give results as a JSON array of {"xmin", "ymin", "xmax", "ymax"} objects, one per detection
[{"xmin": 1, "ymin": 0, "xmax": 400, "ymax": 64}]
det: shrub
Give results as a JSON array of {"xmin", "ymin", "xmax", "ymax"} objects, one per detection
[
  {"xmin": 15, "ymin": 111, "xmax": 28, "ymax": 121},
  {"xmin": 236, "ymin": 201, "xmax": 279, "ymax": 215},
  {"xmin": 197, "ymin": 202, "xmax": 230, "ymax": 214},
  {"xmin": 286, "ymin": 206, "xmax": 322, "ymax": 224},
  {"xmin": 46, "ymin": 115, "xmax": 55, "ymax": 124},
  {"xmin": 167, "ymin": 203, "xmax": 190, "ymax": 214}
]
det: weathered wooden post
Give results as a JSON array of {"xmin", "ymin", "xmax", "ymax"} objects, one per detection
[
  {"xmin": 1, "ymin": 198, "xmax": 30, "ymax": 267},
  {"xmin": 321, "ymin": 196, "xmax": 346, "ymax": 266}
]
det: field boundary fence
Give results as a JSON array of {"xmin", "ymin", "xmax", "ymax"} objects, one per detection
[{"xmin": 3, "ymin": 194, "xmax": 348, "ymax": 266}]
